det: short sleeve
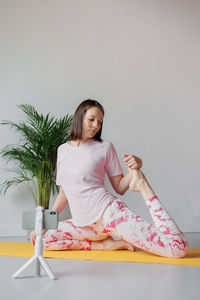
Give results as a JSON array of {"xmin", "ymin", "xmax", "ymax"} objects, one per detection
[
  {"xmin": 56, "ymin": 146, "xmax": 62, "ymax": 186},
  {"xmin": 105, "ymin": 142, "xmax": 123, "ymax": 178}
]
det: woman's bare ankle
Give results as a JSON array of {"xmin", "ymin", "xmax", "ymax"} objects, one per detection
[
  {"xmin": 91, "ymin": 241, "xmax": 103, "ymax": 250},
  {"xmin": 129, "ymin": 170, "xmax": 147, "ymax": 192},
  {"xmin": 129, "ymin": 170, "xmax": 156, "ymax": 201},
  {"xmin": 139, "ymin": 181, "xmax": 156, "ymax": 201}
]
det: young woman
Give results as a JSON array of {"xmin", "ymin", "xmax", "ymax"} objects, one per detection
[{"xmin": 30, "ymin": 99, "xmax": 188, "ymax": 258}]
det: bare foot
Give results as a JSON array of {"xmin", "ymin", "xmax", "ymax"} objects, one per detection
[
  {"xmin": 129, "ymin": 169, "xmax": 147, "ymax": 192},
  {"xmin": 101, "ymin": 237, "xmax": 135, "ymax": 251},
  {"xmin": 129, "ymin": 170, "xmax": 156, "ymax": 200}
]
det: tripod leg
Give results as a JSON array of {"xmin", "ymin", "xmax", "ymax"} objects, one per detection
[
  {"xmin": 38, "ymin": 256, "xmax": 56, "ymax": 280},
  {"xmin": 36, "ymin": 257, "xmax": 40, "ymax": 277},
  {"xmin": 12, "ymin": 256, "xmax": 36, "ymax": 278}
]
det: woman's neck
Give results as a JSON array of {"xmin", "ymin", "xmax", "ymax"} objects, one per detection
[{"xmin": 70, "ymin": 138, "xmax": 89, "ymax": 147}]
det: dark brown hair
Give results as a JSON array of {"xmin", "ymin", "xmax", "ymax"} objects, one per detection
[{"xmin": 69, "ymin": 99, "xmax": 105, "ymax": 142}]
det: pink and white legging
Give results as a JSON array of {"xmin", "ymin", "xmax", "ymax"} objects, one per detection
[{"xmin": 43, "ymin": 196, "xmax": 188, "ymax": 258}]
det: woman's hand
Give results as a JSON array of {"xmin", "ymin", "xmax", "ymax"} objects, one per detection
[
  {"xmin": 30, "ymin": 230, "xmax": 36, "ymax": 246},
  {"xmin": 122, "ymin": 154, "xmax": 142, "ymax": 171},
  {"xmin": 30, "ymin": 229, "xmax": 47, "ymax": 246}
]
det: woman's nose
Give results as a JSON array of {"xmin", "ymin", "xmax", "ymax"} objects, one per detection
[{"xmin": 93, "ymin": 121, "xmax": 99, "ymax": 128}]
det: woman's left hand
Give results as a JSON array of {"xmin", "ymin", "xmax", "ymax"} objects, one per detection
[{"xmin": 122, "ymin": 154, "xmax": 142, "ymax": 171}]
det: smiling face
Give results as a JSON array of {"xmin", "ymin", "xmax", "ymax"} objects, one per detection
[{"xmin": 82, "ymin": 106, "xmax": 104, "ymax": 140}]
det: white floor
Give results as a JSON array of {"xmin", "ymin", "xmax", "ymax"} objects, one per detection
[{"xmin": 0, "ymin": 233, "xmax": 200, "ymax": 300}]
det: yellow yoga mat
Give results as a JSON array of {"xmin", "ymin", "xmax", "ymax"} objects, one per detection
[{"xmin": 0, "ymin": 241, "xmax": 200, "ymax": 266}]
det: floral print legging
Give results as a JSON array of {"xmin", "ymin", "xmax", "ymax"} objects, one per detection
[{"xmin": 43, "ymin": 196, "xmax": 188, "ymax": 258}]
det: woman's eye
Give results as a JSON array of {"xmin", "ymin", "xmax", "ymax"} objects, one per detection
[{"xmin": 89, "ymin": 119, "xmax": 102, "ymax": 125}]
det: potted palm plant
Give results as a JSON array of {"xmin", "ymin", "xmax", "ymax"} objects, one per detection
[{"xmin": 0, "ymin": 104, "xmax": 73, "ymax": 209}]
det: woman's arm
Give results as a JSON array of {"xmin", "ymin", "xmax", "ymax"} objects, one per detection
[
  {"xmin": 109, "ymin": 172, "xmax": 133, "ymax": 195},
  {"xmin": 30, "ymin": 186, "xmax": 68, "ymax": 245},
  {"xmin": 52, "ymin": 186, "xmax": 69, "ymax": 214},
  {"xmin": 109, "ymin": 153, "xmax": 143, "ymax": 195}
]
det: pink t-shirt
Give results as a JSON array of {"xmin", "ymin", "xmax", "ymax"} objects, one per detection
[{"xmin": 56, "ymin": 138, "xmax": 123, "ymax": 227}]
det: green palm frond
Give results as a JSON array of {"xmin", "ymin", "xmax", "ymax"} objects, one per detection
[
  {"xmin": 0, "ymin": 168, "xmax": 31, "ymax": 196},
  {"xmin": 0, "ymin": 104, "xmax": 73, "ymax": 208}
]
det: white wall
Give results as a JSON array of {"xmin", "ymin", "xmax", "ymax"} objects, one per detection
[{"xmin": 0, "ymin": 0, "xmax": 200, "ymax": 236}]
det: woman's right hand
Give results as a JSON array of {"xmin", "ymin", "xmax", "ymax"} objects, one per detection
[
  {"xmin": 30, "ymin": 230, "xmax": 36, "ymax": 246},
  {"xmin": 30, "ymin": 229, "xmax": 47, "ymax": 246}
]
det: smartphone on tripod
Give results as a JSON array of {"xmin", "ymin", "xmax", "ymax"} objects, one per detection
[{"xmin": 22, "ymin": 210, "xmax": 58, "ymax": 230}]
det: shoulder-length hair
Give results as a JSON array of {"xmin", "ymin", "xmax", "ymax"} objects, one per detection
[{"xmin": 69, "ymin": 99, "xmax": 105, "ymax": 142}]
